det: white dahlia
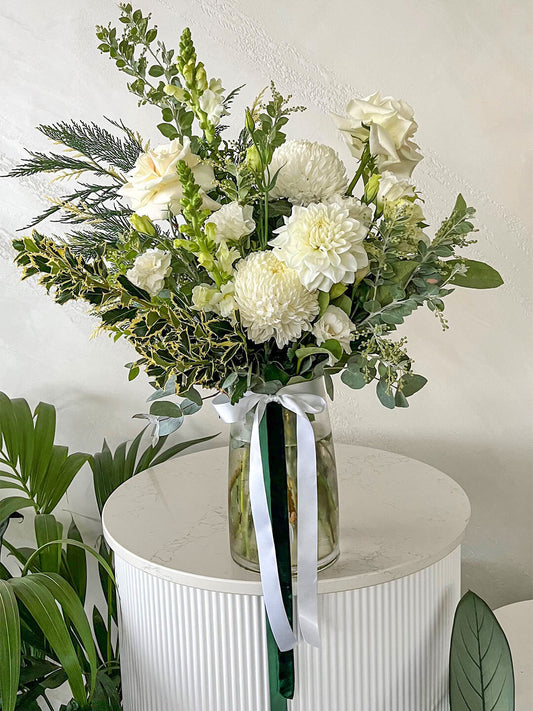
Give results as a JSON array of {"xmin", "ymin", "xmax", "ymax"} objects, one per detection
[
  {"xmin": 269, "ymin": 139, "xmax": 347, "ymax": 205},
  {"xmin": 207, "ymin": 201, "xmax": 255, "ymax": 243},
  {"xmin": 312, "ymin": 305, "xmax": 356, "ymax": 353},
  {"xmin": 332, "ymin": 92, "xmax": 423, "ymax": 177},
  {"xmin": 270, "ymin": 202, "xmax": 369, "ymax": 292},
  {"xmin": 234, "ymin": 251, "xmax": 319, "ymax": 348}
]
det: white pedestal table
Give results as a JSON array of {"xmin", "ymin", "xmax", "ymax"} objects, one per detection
[{"xmin": 103, "ymin": 444, "xmax": 470, "ymax": 711}]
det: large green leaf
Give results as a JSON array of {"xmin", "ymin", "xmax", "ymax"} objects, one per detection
[
  {"xmin": 34, "ymin": 514, "xmax": 63, "ymax": 573},
  {"xmin": 449, "ymin": 590, "xmax": 514, "ymax": 710},
  {"xmin": 0, "ymin": 580, "xmax": 21, "ymax": 711},
  {"xmin": 0, "ymin": 496, "xmax": 35, "ymax": 522},
  {"xmin": 30, "ymin": 573, "xmax": 97, "ymax": 696},
  {"xmin": 10, "ymin": 577, "xmax": 88, "ymax": 707},
  {"xmin": 149, "ymin": 434, "xmax": 218, "ymax": 468},
  {"xmin": 448, "ymin": 259, "xmax": 504, "ymax": 289},
  {"xmin": 64, "ymin": 518, "xmax": 87, "ymax": 603},
  {"xmin": 31, "ymin": 402, "xmax": 57, "ymax": 495}
]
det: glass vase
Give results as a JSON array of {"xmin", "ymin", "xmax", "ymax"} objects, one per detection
[{"xmin": 227, "ymin": 379, "xmax": 340, "ymax": 573}]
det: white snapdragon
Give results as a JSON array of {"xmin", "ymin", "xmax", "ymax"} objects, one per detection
[
  {"xmin": 207, "ymin": 202, "xmax": 255, "ymax": 243},
  {"xmin": 270, "ymin": 201, "xmax": 369, "ymax": 292},
  {"xmin": 118, "ymin": 137, "xmax": 219, "ymax": 221},
  {"xmin": 126, "ymin": 248, "xmax": 172, "ymax": 296},
  {"xmin": 332, "ymin": 92, "xmax": 423, "ymax": 177},
  {"xmin": 199, "ymin": 78, "xmax": 226, "ymax": 126},
  {"xmin": 312, "ymin": 305, "xmax": 356, "ymax": 353},
  {"xmin": 192, "ymin": 282, "xmax": 236, "ymax": 319},
  {"xmin": 233, "ymin": 251, "xmax": 319, "ymax": 348},
  {"xmin": 269, "ymin": 140, "xmax": 347, "ymax": 205}
]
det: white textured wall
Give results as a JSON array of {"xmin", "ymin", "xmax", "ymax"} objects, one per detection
[{"xmin": 1, "ymin": 0, "xmax": 532, "ymax": 608}]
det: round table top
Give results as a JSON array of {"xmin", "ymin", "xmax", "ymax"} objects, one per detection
[
  {"xmin": 103, "ymin": 444, "xmax": 470, "ymax": 594},
  {"xmin": 495, "ymin": 600, "xmax": 533, "ymax": 711}
]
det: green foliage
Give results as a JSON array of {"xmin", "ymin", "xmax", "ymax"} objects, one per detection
[
  {"xmin": 96, "ymin": 4, "xmax": 195, "ymax": 140},
  {"xmin": 449, "ymin": 591, "xmax": 514, "ymax": 710},
  {"xmin": 0, "ymin": 393, "xmax": 90, "ymax": 516},
  {"xmin": 90, "ymin": 429, "xmax": 218, "ymax": 514}
]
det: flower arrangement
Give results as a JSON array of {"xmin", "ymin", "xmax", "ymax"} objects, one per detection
[{"xmin": 10, "ymin": 3, "xmax": 502, "ymax": 429}]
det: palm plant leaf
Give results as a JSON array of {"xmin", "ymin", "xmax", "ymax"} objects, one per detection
[
  {"xmin": 10, "ymin": 577, "xmax": 89, "ymax": 707},
  {"xmin": 0, "ymin": 580, "xmax": 21, "ymax": 711}
]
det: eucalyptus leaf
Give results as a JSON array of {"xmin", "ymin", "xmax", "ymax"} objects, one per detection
[
  {"xmin": 399, "ymin": 373, "xmax": 428, "ymax": 397},
  {"xmin": 341, "ymin": 368, "xmax": 366, "ymax": 390},
  {"xmin": 376, "ymin": 379, "xmax": 395, "ymax": 409}
]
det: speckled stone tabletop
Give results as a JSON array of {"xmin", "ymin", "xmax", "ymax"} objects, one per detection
[{"xmin": 103, "ymin": 444, "xmax": 471, "ymax": 594}]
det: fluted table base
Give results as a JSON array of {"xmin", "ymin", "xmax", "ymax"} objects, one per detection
[{"xmin": 115, "ymin": 547, "xmax": 460, "ymax": 711}]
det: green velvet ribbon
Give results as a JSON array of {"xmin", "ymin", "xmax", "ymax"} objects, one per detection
[{"xmin": 258, "ymin": 402, "xmax": 295, "ymax": 709}]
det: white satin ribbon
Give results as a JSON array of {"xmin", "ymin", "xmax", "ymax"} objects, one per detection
[{"xmin": 213, "ymin": 383, "xmax": 325, "ymax": 652}]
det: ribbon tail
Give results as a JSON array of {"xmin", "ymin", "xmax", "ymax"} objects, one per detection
[{"xmin": 296, "ymin": 414, "xmax": 320, "ymax": 647}]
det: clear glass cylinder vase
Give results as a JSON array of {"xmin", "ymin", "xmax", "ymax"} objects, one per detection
[{"xmin": 227, "ymin": 379, "xmax": 340, "ymax": 573}]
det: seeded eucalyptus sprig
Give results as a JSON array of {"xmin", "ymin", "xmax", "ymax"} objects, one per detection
[{"xmin": 96, "ymin": 3, "xmax": 194, "ymax": 140}]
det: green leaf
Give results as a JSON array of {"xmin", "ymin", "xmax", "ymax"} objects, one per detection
[
  {"xmin": 148, "ymin": 65, "xmax": 164, "ymax": 77},
  {"xmin": 43, "ymin": 452, "xmax": 90, "ymax": 513},
  {"xmin": 394, "ymin": 390, "xmax": 409, "ymax": 408},
  {"xmin": 149, "ymin": 433, "xmax": 219, "ymax": 468},
  {"xmin": 0, "ymin": 496, "xmax": 34, "ymax": 521},
  {"xmin": 376, "ymin": 380, "xmax": 395, "ymax": 409},
  {"xmin": 0, "ymin": 580, "xmax": 21, "ymax": 711},
  {"xmin": 448, "ymin": 259, "xmax": 504, "ymax": 289},
  {"xmin": 329, "ymin": 283, "xmax": 347, "ymax": 300},
  {"xmin": 449, "ymin": 590, "xmax": 514, "ymax": 710},
  {"xmin": 11, "ymin": 577, "xmax": 88, "ymax": 707},
  {"xmin": 332, "ymin": 294, "xmax": 352, "ymax": 316},
  {"xmin": 30, "ymin": 573, "xmax": 98, "ymax": 696},
  {"xmin": 116, "ymin": 274, "xmax": 151, "ymax": 300},
  {"xmin": 324, "ymin": 373, "xmax": 334, "ymax": 401},
  {"xmin": 34, "ymin": 514, "xmax": 63, "ymax": 573},
  {"xmin": 399, "ymin": 373, "xmax": 428, "ymax": 398},
  {"xmin": 341, "ymin": 368, "xmax": 366, "ymax": 390},
  {"xmin": 31, "ymin": 402, "xmax": 56, "ymax": 497},
  {"xmin": 149, "ymin": 401, "xmax": 183, "ymax": 418},
  {"xmin": 363, "ymin": 300, "xmax": 381, "ymax": 313},
  {"xmin": 317, "ymin": 291, "xmax": 329, "ymax": 318},
  {"xmin": 65, "ymin": 518, "xmax": 87, "ymax": 604},
  {"xmin": 157, "ymin": 122, "xmax": 179, "ymax": 140}
]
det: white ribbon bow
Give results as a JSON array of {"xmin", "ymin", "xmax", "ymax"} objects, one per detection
[{"xmin": 213, "ymin": 384, "xmax": 325, "ymax": 652}]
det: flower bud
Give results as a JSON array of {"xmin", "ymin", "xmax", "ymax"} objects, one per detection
[
  {"xmin": 245, "ymin": 109, "xmax": 255, "ymax": 133},
  {"xmin": 164, "ymin": 84, "xmax": 188, "ymax": 102},
  {"xmin": 195, "ymin": 63, "xmax": 208, "ymax": 92},
  {"xmin": 246, "ymin": 145, "xmax": 262, "ymax": 173},
  {"xmin": 364, "ymin": 173, "xmax": 380, "ymax": 203},
  {"xmin": 129, "ymin": 214, "xmax": 156, "ymax": 236}
]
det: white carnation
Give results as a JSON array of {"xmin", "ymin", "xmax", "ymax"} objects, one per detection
[
  {"xmin": 313, "ymin": 305, "xmax": 356, "ymax": 353},
  {"xmin": 332, "ymin": 92, "xmax": 423, "ymax": 177},
  {"xmin": 126, "ymin": 248, "xmax": 171, "ymax": 296},
  {"xmin": 377, "ymin": 171, "xmax": 415, "ymax": 205},
  {"xmin": 270, "ymin": 201, "xmax": 369, "ymax": 292},
  {"xmin": 234, "ymin": 251, "xmax": 319, "ymax": 348},
  {"xmin": 199, "ymin": 78, "xmax": 226, "ymax": 126},
  {"xmin": 269, "ymin": 140, "xmax": 347, "ymax": 205},
  {"xmin": 207, "ymin": 201, "xmax": 255, "ymax": 243},
  {"xmin": 118, "ymin": 137, "xmax": 219, "ymax": 221}
]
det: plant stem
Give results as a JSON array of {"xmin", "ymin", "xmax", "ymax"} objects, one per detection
[{"xmin": 346, "ymin": 146, "xmax": 370, "ymax": 196}]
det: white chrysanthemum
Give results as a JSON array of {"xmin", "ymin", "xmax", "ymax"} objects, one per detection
[
  {"xmin": 207, "ymin": 201, "xmax": 255, "ymax": 243},
  {"xmin": 269, "ymin": 140, "xmax": 347, "ymax": 205},
  {"xmin": 234, "ymin": 251, "xmax": 319, "ymax": 348},
  {"xmin": 270, "ymin": 202, "xmax": 369, "ymax": 292},
  {"xmin": 332, "ymin": 92, "xmax": 423, "ymax": 177},
  {"xmin": 313, "ymin": 305, "xmax": 356, "ymax": 353},
  {"xmin": 126, "ymin": 248, "xmax": 171, "ymax": 296},
  {"xmin": 118, "ymin": 137, "xmax": 219, "ymax": 221}
]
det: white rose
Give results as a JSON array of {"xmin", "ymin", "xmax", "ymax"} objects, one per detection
[
  {"xmin": 126, "ymin": 248, "xmax": 171, "ymax": 296},
  {"xmin": 199, "ymin": 78, "xmax": 226, "ymax": 126},
  {"xmin": 312, "ymin": 305, "xmax": 356, "ymax": 354},
  {"xmin": 207, "ymin": 202, "xmax": 255, "ymax": 243},
  {"xmin": 377, "ymin": 171, "xmax": 415, "ymax": 205},
  {"xmin": 332, "ymin": 92, "xmax": 423, "ymax": 177},
  {"xmin": 118, "ymin": 137, "xmax": 219, "ymax": 221}
]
